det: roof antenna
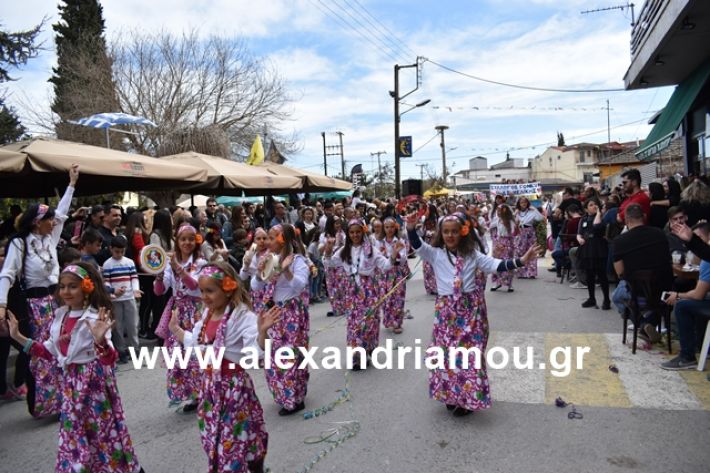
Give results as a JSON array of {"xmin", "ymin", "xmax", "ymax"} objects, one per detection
[{"xmin": 581, "ymin": 3, "xmax": 635, "ymax": 26}]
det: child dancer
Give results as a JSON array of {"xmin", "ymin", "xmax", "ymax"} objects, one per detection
[
  {"xmin": 323, "ymin": 219, "xmax": 395, "ymax": 369},
  {"xmin": 320, "ymin": 216, "xmax": 346, "ymax": 317},
  {"xmin": 240, "ymin": 228, "xmax": 269, "ymax": 314},
  {"xmin": 379, "ymin": 217, "xmax": 409, "ymax": 334},
  {"xmin": 254, "ymin": 224, "xmax": 310, "ymax": 415},
  {"xmin": 405, "ymin": 212, "xmax": 539, "ymax": 417},
  {"xmin": 169, "ymin": 262, "xmax": 278, "ymax": 473},
  {"xmin": 421, "ymin": 205, "xmax": 439, "ymax": 295},
  {"xmin": 514, "ymin": 196, "xmax": 544, "ymax": 278},
  {"xmin": 154, "ymin": 224, "xmax": 206, "ymax": 411},
  {"xmin": 7, "ymin": 263, "xmax": 143, "ymax": 472},
  {"xmin": 491, "ymin": 205, "xmax": 518, "ymax": 293}
]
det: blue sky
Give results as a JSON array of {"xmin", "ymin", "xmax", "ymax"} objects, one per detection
[{"xmin": 3, "ymin": 0, "xmax": 672, "ymax": 181}]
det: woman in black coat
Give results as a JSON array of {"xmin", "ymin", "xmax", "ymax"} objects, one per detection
[{"xmin": 577, "ymin": 198, "xmax": 610, "ymax": 309}]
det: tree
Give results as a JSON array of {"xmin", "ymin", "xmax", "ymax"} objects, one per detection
[
  {"xmin": 49, "ymin": 0, "xmax": 119, "ymax": 146},
  {"xmin": 557, "ymin": 131, "xmax": 565, "ymax": 147},
  {"xmin": 0, "ymin": 100, "xmax": 27, "ymax": 144},
  {"xmin": 0, "ymin": 19, "xmax": 44, "ymax": 83},
  {"xmin": 0, "ymin": 18, "xmax": 45, "ymax": 144},
  {"xmin": 110, "ymin": 30, "xmax": 296, "ymax": 159}
]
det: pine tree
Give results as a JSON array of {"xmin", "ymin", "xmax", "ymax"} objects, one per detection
[
  {"xmin": 49, "ymin": 0, "xmax": 118, "ymax": 146},
  {"xmin": 557, "ymin": 131, "xmax": 565, "ymax": 147},
  {"xmin": 0, "ymin": 99, "xmax": 27, "ymax": 144}
]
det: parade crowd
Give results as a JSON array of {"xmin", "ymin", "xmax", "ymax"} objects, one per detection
[{"xmin": 0, "ymin": 164, "xmax": 708, "ymax": 472}]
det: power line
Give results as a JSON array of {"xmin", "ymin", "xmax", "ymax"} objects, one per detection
[
  {"xmin": 347, "ymin": 0, "xmax": 418, "ymax": 58},
  {"xmin": 412, "ymin": 132, "xmax": 439, "ymax": 154},
  {"xmin": 424, "ymin": 58, "xmax": 627, "ymax": 93},
  {"xmin": 311, "ymin": 0, "xmax": 402, "ymax": 64},
  {"xmin": 336, "ymin": 0, "xmax": 410, "ymax": 63}
]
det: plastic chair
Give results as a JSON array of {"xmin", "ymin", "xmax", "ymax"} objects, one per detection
[{"xmin": 623, "ymin": 269, "xmax": 673, "ymax": 355}]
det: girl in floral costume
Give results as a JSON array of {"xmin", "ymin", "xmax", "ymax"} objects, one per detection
[
  {"xmin": 405, "ymin": 212, "xmax": 540, "ymax": 417},
  {"xmin": 420, "ymin": 204, "xmax": 439, "ymax": 295},
  {"xmin": 323, "ymin": 219, "xmax": 395, "ymax": 369},
  {"xmin": 7, "ymin": 263, "xmax": 143, "ymax": 472},
  {"xmin": 514, "ymin": 196, "xmax": 544, "ymax": 279},
  {"xmin": 154, "ymin": 224, "xmax": 206, "ymax": 412},
  {"xmin": 320, "ymin": 216, "xmax": 346, "ymax": 317},
  {"xmin": 169, "ymin": 261, "xmax": 279, "ymax": 473},
  {"xmin": 378, "ymin": 217, "xmax": 409, "ymax": 334},
  {"xmin": 253, "ymin": 224, "xmax": 310, "ymax": 415},
  {"xmin": 239, "ymin": 228, "xmax": 269, "ymax": 314},
  {"xmin": 491, "ymin": 205, "xmax": 519, "ymax": 292}
]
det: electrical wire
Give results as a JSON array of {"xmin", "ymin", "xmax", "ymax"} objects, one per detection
[
  {"xmin": 347, "ymin": 0, "xmax": 418, "ymax": 58},
  {"xmin": 424, "ymin": 58, "xmax": 627, "ymax": 93}
]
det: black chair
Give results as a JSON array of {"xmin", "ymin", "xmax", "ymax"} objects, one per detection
[{"xmin": 623, "ymin": 269, "xmax": 673, "ymax": 355}]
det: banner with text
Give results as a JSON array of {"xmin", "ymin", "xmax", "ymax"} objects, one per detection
[{"xmin": 489, "ymin": 182, "xmax": 541, "ymax": 196}]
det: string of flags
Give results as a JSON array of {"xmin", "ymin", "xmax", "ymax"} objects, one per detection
[{"xmin": 431, "ymin": 105, "xmax": 612, "ymax": 112}]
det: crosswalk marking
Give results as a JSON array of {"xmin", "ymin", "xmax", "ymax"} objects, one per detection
[{"xmin": 485, "ymin": 331, "xmax": 708, "ymax": 410}]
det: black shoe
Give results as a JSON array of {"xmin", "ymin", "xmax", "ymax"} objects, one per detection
[
  {"xmin": 180, "ymin": 401, "xmax": 198, "ymax": 413},
  {"xmin": 452, "ymin": 407, "xmax": 472, "ymax": 417},
  {"xmin": 118, "ymin": 354, "xmax": 129, "ymax": 365},
  {"xmin": 278, "ymin": 401, "xmax": 305, "ymax": 416},
  {"xmin": 491, "ymin": 285, "xmax": 501, "ymax": 292},
  {"xmin": 581, "ymin": 299, "xmax": 597, "ymax": 308},
  {"xmin": 601, "ymin": 300, "xmax": 611, "ymax": 310},
  {"xmin": 145, "ymin": 332, "xmax": 158, "ymax": 340},
  {"xmin": 326, "ymin": 311, "xmax": 336, "ymax": 317},
  {"xmin": 507, "ymin": 287, "xmax": 514, "ymax": 292},
  {"xmin": 138, "ymin": 331, "xmax": 148, "ymax": 339},
  {"xmin": 446, "ymin": 404, "xmax": 456, "ymax": 411}
]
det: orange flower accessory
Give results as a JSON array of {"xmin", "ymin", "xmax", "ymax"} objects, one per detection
[
  {"xmin": 194, "ymin": 233, "xmax": 204, "ymax": 245},
  {"xmin": 276, "ymin": 233, "xmax": 286, "ymax": 245},
  {"xmin": 294, "ymin": 228, "xmax": 301, "ymax": 237},
  {"xmin": 63, "ymin": 265, "xmax": 95, "ymax": 294},
  {"xmin": 460, "ymin": 220, "xmax": 471, "ymax": 237},
  {"xmin": 221, "ymin": 276, "xmax": 238, "ymax": 292}
]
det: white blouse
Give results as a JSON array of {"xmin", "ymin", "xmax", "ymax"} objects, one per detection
[
  {"xmin": 378, "ymin": 237, "xmax": 408, "ymax": 264},
  {"xmin": 517, "ymin": 208, "xmax": 544, "ymax": 227},
  {"xmin": 415, "ymin": 242, "xmax": 501, "ymax": 296},
  {"xmin": 0, "ymin": 185, "xmax": 75, "ymax": 304},
  {"xmin": 183, "ymin": 303, "xmax": 263, "ymax": 364},
  {"xmin": 161, "ymin": 255, "xmax": 206, "ymax": 298},
  {"xmin": 324, "ymin": 244, "xmax": 392, "ymax": 282},
  {"xmin": 45, "ymin": 306, "xmax": 114, "ymax": 368},
  {"xmin": 251, "ymin": 253, "xmax": 309, "ymax": 302}
]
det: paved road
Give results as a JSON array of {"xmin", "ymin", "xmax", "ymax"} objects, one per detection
[{"xmin": 1, "ymin": 258, "xmax": 709, "ymax": 472}]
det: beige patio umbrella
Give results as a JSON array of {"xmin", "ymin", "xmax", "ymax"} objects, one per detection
[
  {"xmin": 159, "ymin": 151, "xmax": 302, "ymax": 195},
  {"xmin": 255, "ymin": 162, "xmax": 352, "ymax": 192},
  {"xmin": 0, "ymin": 137, "xmax": 208, "ymax": 197}
]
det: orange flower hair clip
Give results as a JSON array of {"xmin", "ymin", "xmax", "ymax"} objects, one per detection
[
  {"xmin": 62, "ymin": 265, "xmax": 95, "ymax": 294},
  {"xmin": 194, "ymin": 234, "xmax": 204, "ymax": 245},
  {"xmin": 276, "ymin": 233, "xmax": 286, "ymax": 245},
  {"xmin": 81, "ymin": 277, "xmax": 95, "ymax": 294},
  {"xmin": 221, "ymin": 276, "xmax": 238, "ymax": 292},
  {"xmin": 460, "ymin": 220, "xmax": 471, "ymax": 237}
]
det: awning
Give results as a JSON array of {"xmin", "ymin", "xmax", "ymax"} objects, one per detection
[{"xmin": 636, "ymin": 58, "xmax": 710, "ymax": 161}]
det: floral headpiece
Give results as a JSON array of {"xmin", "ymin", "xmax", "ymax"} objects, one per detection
[
  {"xmin": 199, "ymin": 265, "xmax": 238, "ymax": 292},
  {"xmin": 33, "ymin": 204, "xmax": 50, "ymax": 224},
  {"xmin": 62, "ymin": 264, "xmax": 95, "ymax": 294}
]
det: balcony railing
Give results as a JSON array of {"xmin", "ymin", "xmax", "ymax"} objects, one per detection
[{"xmin": 630, "ymin": 0, "xmax": 665, "ymax": 58}]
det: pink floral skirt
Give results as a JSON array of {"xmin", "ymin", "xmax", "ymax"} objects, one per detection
[
  {"xmin": 491, "ymin": 235, "xmax": 515, "ymax": 288},
  {"xmin": 27, "ymin": 295, "xmax": 62, "ymax": 417},
  {"xmin": 162, "ymin": 295, "xmax": 203, "ymax": 403},
  {"xmin": 382, "ymin": 264, "xmax": 410, "ymax": 329},
  {"xmin": 429, "ymin": 290, "xmax": 491, "ymax": 411},
  {"xmin": 516, "ymin": 226, "xmax": 538, "ymax": 278}
]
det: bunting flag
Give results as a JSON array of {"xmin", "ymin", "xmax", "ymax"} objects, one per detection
[{"xmin": 246, "ymin": 135, "xmax": 265, "ymax": 165}]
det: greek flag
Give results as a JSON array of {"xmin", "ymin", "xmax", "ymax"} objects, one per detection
[{"xmin": 69, "ymin": 112, "xmax": 157, "ymax": 129}]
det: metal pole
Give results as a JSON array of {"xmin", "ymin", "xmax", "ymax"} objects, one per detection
[
  {"xmin": 105, "ymin": 127, "xmax": 110, "ymax": 148},
  {"xmin": 321, "ymin": 132, "xmax": 328, "ymax": 176},
  {"xmin": 606, "ymin": 99, "xmax": 611, "ymax": 146},
  {"xmin": 337, "ymin": 131, "xmax": 345, "ymax": 179},
  {"xmin": 394, "ymin": 65, "xmax": 401, "ymax": 199},
  {"xmin": 435, "ymin": 125, "xmax": 449, "ymax": 184}
]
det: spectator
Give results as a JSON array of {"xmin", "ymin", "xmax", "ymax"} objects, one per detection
[
  {"xmin": 617, "ymin": 169, "xmax": 651, "ymax": 223},
  {"xmin": 679, "ymin": 179, "xmax": 710, "ymax": 227},
  {"xmin": 319, "ymin": 202, "xmax": 334, "ymax": 231},
  {"xmin": 660, "ymin": 222, "xmax": 710, "ymax": 370},
  {"xmin": 96, "ymin": 205, "xmax": 123, "ymax": 266},
  {"xmin": 78, "ymin": 228, "xmax": 102, "ymax": 269},
  {"xmin": 577, "ymin": 198, "xmax": 610, "ymax": 309},
  {"xmin": 612, "ymin": 204, "xmax": 673, "ymax": 343},
  {"xmin": 205, "ymin": 197, "xmax": 227, "ymax": 226},
  {"xmin": 140, "ymin": 209, "xmax": 173, "ymax": 340},
  {"xmin": 665, "ymin": 207, "xmax": 689, "ymax": 254},
  {"xmin": 228, "ymin": 228, "xmax": 250, "ymax": 274},
  {"xmin": 552, "ymin": 205, "xmax": 582, "ymax": 280},
  {"xmin": 202, "ymin": 222, "xmax": 229, "ymax": 263},
  {"xmin": 270, "ymin": 202, "xmax": 288, "ymax": 228},
  {"xmin": 102, "ymin": 235, "xmax": 141, "ymax": 364},
  {"xmin": 558, "ymin": 187, "xmax": 582, "ymax": 214},
  {"xmin": 222, "ymin": 206, "xmax": 245, "ymax": 249},
  {"xmin": 648, "ymin": 182, "xmax": 669, "ymax": 229}
]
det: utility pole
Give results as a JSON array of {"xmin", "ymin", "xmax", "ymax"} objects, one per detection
[
  {"xmin": 370, "ymin": 151, "xmax": 386, "ymax": 183},
  {"xmin": 416, "ymin": 164, "xmax": 426, "ymax": 180},
  {"xmin": 435, "ymin": 125, "xmax": 450, "ymax": 184},
  {"xmin": 321, "ymin": 132, "xmax": 328, "ymax": 176},
  {"xmin": 337, "ymin": 131, "xmax": 345, "ymax": 179},
  {"xmin": 322, "ymin": 132, "xmax": 345, "ymax": 178}
]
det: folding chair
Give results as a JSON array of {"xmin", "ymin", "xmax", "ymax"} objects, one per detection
[{"xmin": 623, "ymin": 269, "xmax": 672, "ymax": 355}]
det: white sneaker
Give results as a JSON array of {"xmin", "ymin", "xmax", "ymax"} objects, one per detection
[{"xmin": 569, "ymin": 282, "xmax": 587, "ymax": 289}]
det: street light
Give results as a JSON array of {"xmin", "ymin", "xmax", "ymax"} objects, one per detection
[{"xmin": 393, "ymin": 61, "xmax": 429, "ymax": 199}]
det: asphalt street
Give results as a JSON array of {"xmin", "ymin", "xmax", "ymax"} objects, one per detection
[{"xmin": 1, "ymin": 257, "xmax": 709, "ymax": 473}]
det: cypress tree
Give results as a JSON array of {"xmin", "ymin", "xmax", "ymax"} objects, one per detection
[{"xmin": 49, "ymin": 0, "xmax": 118, "ymax": 146}]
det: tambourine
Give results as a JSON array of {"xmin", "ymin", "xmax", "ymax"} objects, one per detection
[
  {"xmin": 139, "ymin": 245, "xmax": 168, "ymax": 275},
  {"xmin": 260, "ymin": 253, "xmax": 281, "ymax": 281}
]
